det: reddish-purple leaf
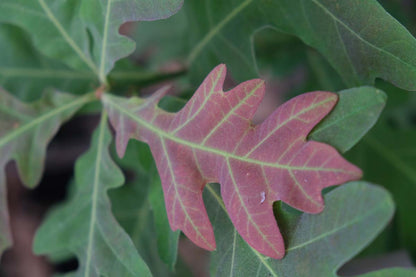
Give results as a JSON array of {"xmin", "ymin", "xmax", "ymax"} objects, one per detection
[{"xmin": 103, "ymin": 65, "xmax": 362, "ymax": 259}]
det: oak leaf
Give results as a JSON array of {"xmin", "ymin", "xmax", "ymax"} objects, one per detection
[
  {"xmin": 0, "ymin": 89, "xmax": 92, "ymax": 254},
  {"xmin": 185, "ymin": 0, "xmax": 416, "ymax": 91},
  {"xmin": 103, "ymin": 64, "xmax": 362, "ymax": 258},
  {"xmin": 34, "ymin": 114, "xmax": 152, "ymax": 277}
]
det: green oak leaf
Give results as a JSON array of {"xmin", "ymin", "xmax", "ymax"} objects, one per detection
[
  {"xmin": 205, "ymin": 181, "xmax": 403, "ymax": 276},
  {"xmin": 305, "ymin": 48, "xmax": 347, "ymax": 92},
  {"xmin": 110, "ymin": 139, "xmax": 180, "ymax": 271},
  {"xmin": 0, "ymin": 24, "xmax": 97, "ymax": 101},
  {"xmin": 347, "ymin": 123, "xmax": 416, "ymax": 261},
  {"xmin": 358, "ymin": 268, "xmax": 416, "ymax": 277},
  {"xmin": 132, "ymin": 7, "xmax": 188, "ymax": 66},
  {"xmin": 80, "ymin": 0, "xmax": 183, "ymax": 82},
  {"xmin": 0, "ymin": 89, "xmax": 92, "ymax": 255},
  {"xmin": 111, "ymin": 175, "xmax": 181, "ymax": 276},
  {"xmin": 185, "ymin": 0, "xmax": 416, "ymax": 91},
  {"xmin": 148, "ymin": 170, "xmax": 181, "ymax": 270},
  {"xmin": 34, "ymin": 113, "xmax": 151, "ymax": 277},
  {"xmin": 310, "ymin": 86, "xmax": 387, "ymax": 153},
  {"xmin": 0, "ymin": 0, "xmax": 183, "ymax": 83},
  {"xmin": 0, "ymin": 23, "xmax": 177, "ymax": 102}
]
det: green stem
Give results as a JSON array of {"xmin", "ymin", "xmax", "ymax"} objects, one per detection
[{"xmin": 109, "ymin": 68, "xmax": 187, "ymax": 87}]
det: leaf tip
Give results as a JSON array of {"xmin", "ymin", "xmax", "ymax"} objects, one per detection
[
  {"xmin": 375, "ymin": 88, "xmax": 388, "ymax": 104},
  {"xmin": 321, "ymin": 90, "xmax": 339, "ymax": 103},
  {"xmin": 347, "ymin": 162, "xmax": 363, "ymax": 181},
  {"xmin": 216, "ymin": 63, "xmax": 227, "ymax": 71},
  {"xmin": 268, "ymin": 246, "xmax": 285, "ymax": 260},
  {"xmin": 116, "ymin": 142, "xmax": 127, "ymax": 158},
  {"xmin": 150, "ymin": 86, "xmax": 171, "ymax": 104}
]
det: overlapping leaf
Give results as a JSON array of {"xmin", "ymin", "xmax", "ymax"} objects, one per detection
[
  {"xmin": 34, "ymin": 113, "xmax": 152, "ymax": 277},
  {"xmin": 309, "ymin": 86, "xmax": 386, "ymax": 153},
  {"xmin": 0, "ymin": 0, "xmax": 183, "ymax": 82},
  {"xmin": 0, "ymin": 23, "xmax": 172, "ymax": 104},
  {"xmin": 0, "ymin": 89, "xmax": 92, "ymax": 255},
  {"xmin": 108, "ymin": 86, "xmax": 385, "ymax": 270},
  {"xmin": 185, "ymin": 0, "xmax": 416, "ymax": 91},
  {"xmin": 111, "ymin": 172, "xmax": 180, "ymax": 276},
  {"xmin": 347, "ymin": 123, "xmax": 416, "ymax": 260},
  {"xmin": 148, "ymin": 172, "xmax": 181, "ymax": 269},
  {"xmin": 206, "ymin": 181, "xmax": 413, "ymax": 276},
  {"xmin": 110, "ymin": 139, "xmax": 180, "ymax": 271},
  {"xmin": 359, "ymin": 268, "xmax": 416, "ymax": 277},
  {"xmin": 132, "ymin": 7, "xmax": 188, "ymax": 66},
  {"xmin": 146, "ymin": 86, "xmax": 387, "ymax": 155},
  {"xmin": 103, "ymin": 64, "xmax": 361, "ymax": 258},
  {"xmin": 0, "ymin": 24, "xmax": 97, "ymax": 101}
]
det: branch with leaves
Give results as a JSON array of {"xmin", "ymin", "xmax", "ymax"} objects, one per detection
[{"xmin": 0, "ymin": 0, "xmax": 415, "ymax": 276}]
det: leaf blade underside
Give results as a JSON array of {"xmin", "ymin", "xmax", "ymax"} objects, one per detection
[
  {"xmin": 0, "ymin": 23, "xmax": 97, "ymax": 102},
  {"xmin": 0, "ymin": 0, "xmax": 183, "ymax": 81},
  {"xmin": 33, "ymin": 112, "xmax": 152, "ymax": 277},
  {"xmin": 0, "ymin": 89, "xmax": 91, "ymax": 255},
  {"xmin": 103, "ymin": 64, "xmax": 361, "ymax": 259}
]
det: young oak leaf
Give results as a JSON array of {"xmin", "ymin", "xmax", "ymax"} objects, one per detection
[{"xmin": 102, "ymin": 64, "xmax": 362, "ymax": 259}]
